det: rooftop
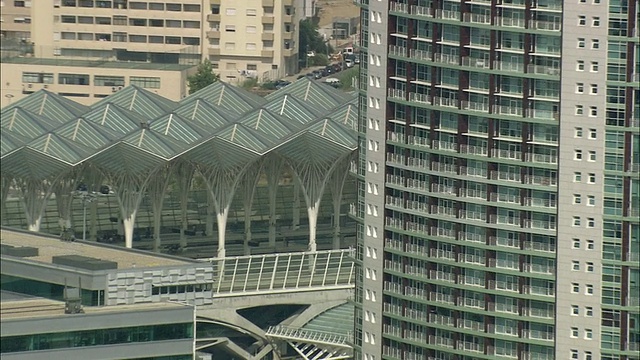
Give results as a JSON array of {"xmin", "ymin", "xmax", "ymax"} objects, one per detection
[
  {"xmin": 0, "ymin": 291, "xmax": 189, "ymax": 321},
  {"xmin": 0, "ymin": 57, "xmax": 196, "ymax": 71},
  {"xmin": 0, "ymin": 228, "xmax": 193, "ymax": 269}
]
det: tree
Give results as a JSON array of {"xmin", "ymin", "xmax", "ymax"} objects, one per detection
[
  {"xmin": 298, "ymin": 18, "xmax": 330, "ymax": 63},
  {"xmin": 187, "ymin": 59, "xmax": 219, "ymax": 94}
]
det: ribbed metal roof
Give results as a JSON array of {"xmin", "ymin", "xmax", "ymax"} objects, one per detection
[{"xmin": 1, "ymin": 80, "xmax": 357, "ymax": 178}]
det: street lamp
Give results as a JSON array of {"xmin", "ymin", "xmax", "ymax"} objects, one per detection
[{"xmin": 73, "ymin": 190, "xmax": 97, "ymax": 241}]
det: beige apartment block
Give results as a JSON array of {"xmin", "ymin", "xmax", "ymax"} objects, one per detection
[
  {"xmin": 1, "ymin": 0, "xmax": 303, "ymax": 83},
  {"xmin": 0, "ymin": 58, "xmax": 194, "ymax": 107},
  {"xmin": 0, "ymin": 0, "xmax": 32, "ymax": 41},
  {"xmin": 205, "ymin": 0, "xmax": 301, "ymax": 82}
]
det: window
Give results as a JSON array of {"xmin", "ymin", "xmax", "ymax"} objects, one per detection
[
  {"xmin": 573, "ymin": 239, "xmax": 581, "ymax": 248},
  {"xmin": 225, "ymin": 25, "xmax": 235, "ymax": 32},
  {"xmin": 575, "ymin": 127, "xmax": 583, "ymax": 137},
  {"xmin": 575, "ymin": 150, "xmax": 583, "ymax": 160},
  {"xmin": 586, "ymin": 240, "xmax": 594, "ymax": 249},
  {"xmin": 578, "ymin": 15, "xmax": 586, "ymax": 25},
  {"xmin": 571, "ymin": 305, "xmax": 580, "ymax": 315},
  {"xmin": 59, "ymin": 73, "xmax": 90, "ymax": 85},
  {"xmin": 246, "ymin": 26, "xmax": 256, "ymax": 33},
  {"xmin": 577, "ymin": 60, "xmax": 585, "ymax": 71},
  {"xmin": 246, "ymin": 43, "xmax": 256, "ymax": 50},
  {"xmin": 22, "ymin": 72, "xmax": 54, "ymax": 84},
  {"xmin": 585, "ymin": 307, "xmax": 593, "ymax": 316},
  {"xmin": 574, "ymin": 172, "xmax": 582, "ymax": 182},
  {"xmin": 246, "ymin": 8, "xmax": 257, "ymax": 16},
  {"xmin": 574, "ymin": 194, "xmax": 582, "ymax": 204},
  {"xmin": 571, "ymin": 327, "xmax": 579, "ymax": 337},
  {"xmin": 586, "ymin": 262, "xmax": 594, "ymax": 272},
  {"xmin": 166, "ymin": 3, "xmax": 180, "ymax": 11},
  {"xmin": 590, "ymin": 84, "xmax": 598, "ymax": 94},
  {"xmin": 591, "ymin": 61, "xmax": 599, "ymax": 72},
  {"xmin": 592, "ymin": 39, "xmax": 599, "ymax": 49},
  {"xmin": 587, "ymin": 218, "xmax": 595, "ymax": 228},
  {"xmin": 575, "ymin": 105, "xmax": 584, "ymax": 115},
  {"xmin": 588, "ymin": 128, "xmax": 597, "ymax": 139},
  {"xmin": 592, "ymin": 17, "xmax": 600, "ymax": 26},
  {"xmin": 587, "ymin": 195, "xmax": 595, "ymax": 206},
  {"xmin": 572, "ymin": 283, "xmax": 580, "ymax": 293},
  {"xmin": 225, "ymin": 8, "xmax": 236, "ymax": 15},
  {"xmin": 588, "ymin": 173, "xmax": 596, "ymax": 183},
  {"xmin": 94, "ymin": 75, "xmax": 124, "ymax": 86},
  {"xmin": 588, "ymin": 151, "xmax": 596, "ymax": 161},
  {"xmin": 576, "ymin": 83, "xmax": 584, "ymax": 93},
  {"xmin": 589, "ymin": 106, "xmax": 597, "ymax": 117},
  {"xmin": 224, "ymin": 42, "xmax": 235, "ymax": 50},
  {"xmin": 129, "ymin": 76, "xmax": 160, "ymax": 88},
  {"xmin": 246, "ymin": 64, "xmax": 257, "ymax": 71},
  {"xmin": 586, "ymin": 284, "xmax": 594, "ymax": 294},
  {"xmin": 571, "ymin": 350, "xmax": 579, "ymax": 360},
  {"xmin": 578, "ymin": 38, "xmax": 586, "ymax": 48},
  {"xmin": 585, "ymin": 352, "xmax": 592, "ymax": 360},
  {"xmin": 572, "ymin": 260, "xmax": 580, "ymax": 270},
  {"xmin": 584, "ymin": 329, "xmax": 593, "ymax": 339}
]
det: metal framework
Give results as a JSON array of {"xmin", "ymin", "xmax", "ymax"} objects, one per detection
[
  {"xmin": 266, "ymin": 326, "xmax": 353, "ymax": 360},
  {"xmin": 1, "ymin": 80, "xmax": 357, "ymax": 252},
  {"xmin": 204, "ymin": 249, "xmax": 355, "ymax": 296}
]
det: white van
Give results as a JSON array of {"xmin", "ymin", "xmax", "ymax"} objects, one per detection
[{"xmin": 342, "ymin": 47, "xmax": 354, "ymax": 55}]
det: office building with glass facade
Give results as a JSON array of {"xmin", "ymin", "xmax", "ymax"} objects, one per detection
[{"xmin": 352, "ymin": 0, "xmax": 639, "ymax": 359}]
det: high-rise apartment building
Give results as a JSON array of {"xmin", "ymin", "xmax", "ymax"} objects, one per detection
[
  {"xmin": 353, "ymin": 0, "xmax": 639, "ymax": 359},
  {"xmin": 0, "ymin": 0, "xmax": 300, "ymax": 88}
]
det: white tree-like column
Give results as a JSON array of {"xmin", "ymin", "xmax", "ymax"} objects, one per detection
[
  {"xmin": 198, "ymin": 162, "xmax": 255, "ymax": 259},
  {"xmin": 53, "ymin": 169, "xmax": 82, "ymax": 231},
  {"xmin": 242, "ymin": 162, "xmax": 263, "ymax": 255},
  {"xmin": 264, "ymin": 155, "xmax": 285, "ymax": 247},
  {"xmin": 17, "ymin": 177, "xmax": 61, "ymax": 231},
  {"xmin": 174, "ymin": 161, "xmax": 196, "ymax": 249},
  {"xmin": 147, "ymin": 165, "xmax": 173, "ymax": 251},
  {"xmin": 1, "ymin": 175, "xmax": 12, "ymax": 226},
  {"xmin": 328, "ymin": 156, "xmax": 353, "ymax": 249}
]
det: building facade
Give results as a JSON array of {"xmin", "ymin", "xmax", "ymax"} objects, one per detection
[
  {"xmin": 353, "ymin": 0, "xmax": 639, "ymax": 359},
  {"xmin": 0, "ymin": 0, "xmax": 301, "ymax": 104}
]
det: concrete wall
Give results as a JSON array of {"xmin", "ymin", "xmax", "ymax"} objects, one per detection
[{"xmin": 555, "ymin": 1, "xmax": 609, "ymax": 358}]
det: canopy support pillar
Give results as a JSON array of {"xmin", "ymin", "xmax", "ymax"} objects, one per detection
[
  {"xmin": 264, "ymin": 156, "xmax": 284, "ymax": 248},
  {"xmin": 148, "ymin": 167, "xmax": 172, "ymax": 252},
  {"xmin": 1, "ymin": 176, "xmax": 12, "ymax": 226},
  {"xmin": 18, "ymin": 176, "xmax": 60, "ymax": 233},
  {"xmin": 329, "ymin": 159, "xmax": 351, "ymax": 250},
  {"xmin": 177, "ymin": 166, "xmax": 195, "ymax": 250},
  {"xmin": 243, "ymin": 164, "xmax": 262, "ymax": 255},
  {"xmin": 292, "ymin": 181, "xmax": 301, "ymax": 230}
]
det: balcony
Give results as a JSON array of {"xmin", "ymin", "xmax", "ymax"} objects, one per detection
[
  {"xmin": 491, "ymin": 149, "xmax": 522, "ymax": 161},
  {"xmin": 408, "ymin": 157, "xmax": 429, "ymax": 169},
  {"xmin": 460, "ymin": 100, "xmax": 490, "ymax": 113},
  {"xmin": 522, "ymin": 240, "xmax": 555, "ymax": 252},
  {"xmin": 488, "ymin": 279, "xmax": 519, "ymax": 292},
  {"xmin": 261, "ymin": 49, "xmax": 274, "ymax": 57},
  {"xmin": 524, "ymin": 219, "xmax": 556, "ymax": 231},
  {"xmin": 430, "ymin": 248, "xmax": 456, "ymax": 261},
  {"xmin": 410, "ymin": 4, "xmax": 432, "ymax": 17},
  {"xmin": 523, "ymin": 285, "xmax": 555, "ymax": 297},
  {"xmin": 492, "ymin": 104, "xmax": 523, "ymax": 116},
  {"xmin": 409, "ymin": 48, "xmax": 432, "ymax": 61},
  {"xmin": 523, "ymin": 307, "xmax": 554, "ymax": 319},
  {"xmin": 490, "ymin": 170, "xmax": 521, "ymax": 182},
  {"xmin": 390, "ymin": 1, "xmax": 409, "ymax": 13},
  {"xmin": 524, "ymin": 197, "xmax": 556, "ymax": 208},
  {"xmin": 432, "ymin": 226, "xmax": 456, "ymax": 239},
  {"xmin": 407, "ymin": 135, "xmax": 431, "ymax": 148},
  {"xmin": 431, "ymin": 183, "xmax": 456, "ymax": 195},
  {"xmin": 433, "ymin": 53, "xmax": 459, "ymax": 65},
  {"xmin": 386, "ymin": 152, "xmax": 403, "ymax": 165},
  {"xmin": 429, "ymin": 335, "xmax": 454, "ymax": 349},
  {"xmin": 459, "ymin": 231, "xmax": 485, "ymax": 243},
  {"xmin": 463, "ymin": 12, "xmax": 491, "ymax": 24},
  {"xmin": 458, "ymin": 253, "xmax": 485, "ymax": 265},
  {"xmin": 525, "ymin": 109, "xmax": 559, "ymax": 120},
  {"xmin": 435, "ymin": 9, "xmax": 461, "ymax": 20},
  {"xmin": 388, "ymin": 88, "xmax": 406, "ymax": 100},
  {"xmin": 522, "ymin": 329, "xmax": 554, "ymax": 341},
  {"xmin": 496, "ymin": 16, "xmax": 525, "ymax": 28},
  {"xmin": 524, "ymin": 263, "xmax": 555, "ymax": 275},
  {"xmin": 389, "ymin": 45, "xmax": 407, "ymax": 57},
  {"xmin": 458, "ymin": 274, "xmax": 485, "ymax": 287},
  {"xmin": 431, "ymin": 161, "xmax": 457, "ymax": 173},
  {"xmin": 457, "ymin": 341, "xmax": 484, "ymax": 354},
  {"xmin": 407, "ymin": 178, "xmax": 428, "ymax": 191},
  {"xmin": 458, "ymin": 296, "xmax": 485, "ymax": 309},
  {"xmin": 208, "ymin": 48, "xmax": 221, "ymax": 56},
  {"xmin": 261, "ymin": 15, "xmax": 275, "ymax": 24},
  {"xmin": 385, "ymin": 195, "xmax": 404, "ymax": 208},
  {"xmin": 429, "ymin": 313, "xmax": 455, "ymax": 326},
  {"xmin": 283, "ymin": 14, "xmax": 293, "ymax": 23},
  {"xmin": 385, "ymin": 216, "xmax": 403, "ymax": 230},
  {"xmin": 459, "ymin": 166, "xmax": 488, "ymax": 178},
  {"xmin": 493, "ymin": 61, "xmax": 525, "ymax": 73},
  {"xmin": 459, "ymin": 187, "xmax": 486, "ymax": 199},
  {"xmin": 386, "ymin": 174, "xmax": 403, "ymax": 187},
  {"xmin": 524, "ymin": 175, "xmax": 557, "ymax": 187},
  {"xmin": 458, "ymin": 319, "xmax": 485, "ymax": 332},
  {"xmin": 261, "ymin": 32, "xmax": 274, "ymax": 41},
  {"xmin": 528, "ymin": 19, "xmax": 561, "ymax": 31},
  {"xmin": 432, "ymin": 140, "xmax": 458, "ymax": 152},
  {"xmin": 459, "ymin": 210, "xmax": 487, "ymax": 222},
  {"xmin": 489, "ymin": 236, "xmax": 520, "ymax": 248},
  {"xmin": 409, "ymin": 92, "xmax": 429, "ymax": 104},
  {"xmin": 283, "ymin": 31, "xmax": 294, "ymax": 40},
  {"xmin": 207, "ymin": 13, "xmax": 221, "ymax": 22},
  {"xmin": 489, "ymin": 214, "xmax": 521, "ymax": 227},
  {"xmin": 527, "ymin": 64, "xmax": 560, "ymax": 76},
  {"xmin": 429, "ymin": 205, "xmax": 456, "ymax": 217},
  {"xmin": 283, "ymin": 48, "xmax": 295, "ymax": 57},
  {"xmin": 206, "ymin": 29, "xmax": 220, "ymax": 39},
  {"xmin": 406, "ymin": 199, "xmax": 428, "ymax": 212}
]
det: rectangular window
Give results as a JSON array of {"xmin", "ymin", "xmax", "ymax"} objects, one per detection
[
  {"xmin": 22, "ymin": 72, "xmax": 54, "ymax": 84},
  {"xmin": 246, "ymin": 8, "xmax": 257, "ymax": 16},
  {"xmin": 129, "ymin": 76, "xmax": 160, "ymax": 89},
  {"xmin": 225, "ymin": 25, "xmax": 236, "ymax": 32},
  {"xmin": 226, "ymin": 8, "xmax": 236, "ymax": 15},
  {"xmin": 577, "ymin": 38, "xmax": 585, "ymax": 48},
  {"xmin": 578, "ymin": 15, "xmax": 586, "ymax": 25},
  {"xmin": 577, "ymin": 60, "xmax": 585, "ymax": 71},
  {"xmin": 592, "ymin": 39, "xmax": 599, "ymax": 49},
  {"xmin": 246, "ymin": 43, "xmax": 256, "ymax": 50},
  {"xmin": 58, "ymin": 73, "xmax": 90, "ymax": 85},
  {"xmin": 94, "ymin": 75, "xmax": 124, "ymax": 87}
]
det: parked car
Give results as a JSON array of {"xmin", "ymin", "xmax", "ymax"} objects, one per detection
[
  {"xmin": 274, "ymin": 80, "xmax": 291, "ymax": 89},
  {"xmin": 312, "ymin": 70, "xmax": 323, "ymax": 79},
  {"xmin": 345, "ymin": 58, "xmax": 354, "ymax": 68},
  {"xmin": 332, "ymin": 63, "xmax": 342, "ymax": 73},
  {"xmin": 324, "ymin": 78, "xmax": 342, "ymax": 88},
  {"xmin": 323, "ymin": 65, "xmax": 334, "ymax": 75},
  {"xmin": 354, "ymin": 55, "xmax": 361, "ymax": 64}
]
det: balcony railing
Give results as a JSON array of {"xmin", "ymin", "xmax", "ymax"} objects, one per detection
[
  {"xmin": 490, "ymin": 192, "xmax": 520, "ymax": 204},
  {"xmin": 489, "ymin": 214, "xmax": 521, "ymax": 226},
  {"xmin": 432, "ymin": 140, "xmax": 458, "ymax": 152},
  {"xmin": 493, "ymin": 104, "xmax": 523, "ymax": 116},
  {"xmin": 524, "ymin": 197, "xmax": 557, "ymax": 208},
  {"xmin": 528, "ymin": 19, "xmax": 561, "ymax": 31},
  {"xmin": 435, "ymin": 9, "xmax": 461, "ymax": 20},
  {"xmin": 430, "ymin": 205, "xmax": 456, "ymax": 217},
  {"xmin": 460, "ymin": 166, "xmax": 488, "ymax": 178},
  {"xmin": 433, "ymin": 96, "xmax": 459, "ymax": 108},
  {"xmin": 458, "ymin": 253, "xmax": 486, "ymax": 265},
  {"xmin": 522, "ymin": 240, "xmax": 555, "ymax": 252},
  {"xmin": 389, "ymin": 45, "xmax": 407, "ymax": 57},
  {"xmin": 459, "ymin": 210, "xmax": 487, "ymax": 222},
  {"xmin": 490, "ymin": 170, "xmax": 522, "ymax": 182},
  {"xmin": 388, "ymin": 88, "xmax": 406, "ymax": 100},
  {"xmin": 489, "ymin": 236, "xmax": 520, "ymax": 248},
  {"xmin": 496, "ymin": 16, "xmax": 525, "ymax": 28},
  {"xmin": 410, "ymin": 4, "xmax": 432, "ymax": 17},
  {"xmin": 459, "ymin": 187, "xmax": 486, "ymax": 199},
  {"xmin": 407, "ymin": 135, "xmax": 431, "ymax": 148},
  {"xmin": 390, "ymin": 1, "xmax": 408, "ymax": 13},
  {"xmin": 429, "ymin": 335, "xmax": 455, "ymax": 348},
  {"xmin": 491, "ymin": 148, "xmax": 522, "ymax": 160},
  {"xmin": 408, "ymin": 157, "xmax": 429, "ymax": 168},
  {"xmin": 409, "ymin": 92, "xmax": 429, "ymax": 103},
  {"xmin": 431, "ymin": 162, "xmax": 458, "ymax": 173},
  {"xmin": 407, "ymin": 178, "xmax": 428, "ymax": 191},
  {"xmin": 410, "ymin": 48, "xmax": 432, "ymax": 61},
  {"xmin": 459, "ymin": 231, "xmax": 485, "ymax": 243},
  {"xmin": 527, "ymin": 64, "xmax": 560, "ymax": 76},
  {"xmin": 524, "ymin": 263, "xmax": 555, "ymax": 274},
  {"xmin": 523, "ymin": 285, "xmax": 555, "ymax": 297},
  {"xmin": 526, "ymin": 108, "xmax": 559, "ymax": 120},
  {"xmin": 522, "ymin": 329, "xmax": 555, "ymax": 341},
  {"xmin": 494, "ymin": 61, "xmax": 525, "ymax": 73},
  {"xmin": 431, "ymin": 183, "xmax": 456, "ymax": 195},
  {"xmin": 524, "ymin": 219, "xmax": 557, "ymax": 231},
  {"xmin": 463, "ymin": 12, "xmax": 491, "ymax": 24},
  {"xmin": 524, "ymin": 174, "xmax": 557, "ymax": 186},
  {"xmin": 460, "ymin": 100, "xmax": 490, "ymax": 113}
]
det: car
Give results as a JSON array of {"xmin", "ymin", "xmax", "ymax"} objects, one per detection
[
  {"xmin": 324, "ymin": 78, "xmax": 342, "ymax": 88},
  {"xmin": 345, "ymin": 58, "xmax": 354, "ymax": 68},
  {"xmin": 332, "ymin": 63, "xmax": 342, "ymax": 72},
  {"xmin": 297, "ymin": 74, "xmax": 305, "ymax": 80},
  {"xmin": 312, "ymin": 70, "xmax": 323, "ymax": 79},
  {"xmin": 324, "ymin": 65, "xmax": 334, "ymax": 75},
  {"xmin": 354, "ymin": 56, "xmax": 361, "ymax": 64},
  {"xmin": 274, "ymin": 80, "xmax": 291, "ymax": 89}
]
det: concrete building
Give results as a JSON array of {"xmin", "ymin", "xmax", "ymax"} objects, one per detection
[
  {"xmin": 352, "ymin": 0, "xmax": 639, "ymax": 360},
  {"xmin": 0, "ymin": 227, "xmax": 355, "ymax": 359},
  {"xmin": 0, "ymin": 0, "xmax": 304, "ymax": 105},
  {"xmin": 0, "ymin": 57, "xmax": 194, "ymax": 107},
  {"xmin": 1, "ymin": 292, "xmax": 195, "ymax": 360}
]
